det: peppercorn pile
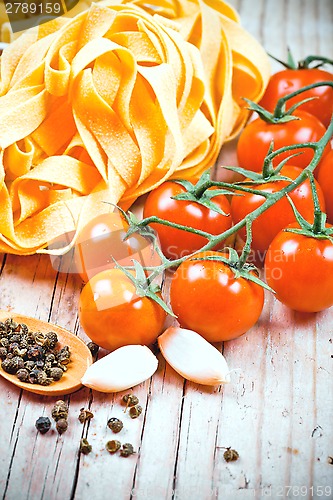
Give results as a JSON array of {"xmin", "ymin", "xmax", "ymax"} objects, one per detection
[{"xmin": 0, "ymin": 318, "xmax": 71, "ymax": 386}]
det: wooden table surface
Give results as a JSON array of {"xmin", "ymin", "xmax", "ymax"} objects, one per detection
[{"xmin": 1, "ymin": 1, "xmax": 333, "ymax": 499}]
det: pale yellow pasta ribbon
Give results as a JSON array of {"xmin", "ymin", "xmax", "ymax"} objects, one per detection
[{"xmin": 0, "ymin": 0, "xmax": 270, "ymax": 255}]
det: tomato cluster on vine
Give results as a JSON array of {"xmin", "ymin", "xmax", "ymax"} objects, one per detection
[{"xmin": 74, "ymin": 54, "xmax": 333, "ymax": 352}]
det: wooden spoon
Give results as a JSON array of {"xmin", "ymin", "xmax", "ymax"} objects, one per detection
[{"xmin": 0, "ymin": 311, "xmax": 93, "ymax": 396}]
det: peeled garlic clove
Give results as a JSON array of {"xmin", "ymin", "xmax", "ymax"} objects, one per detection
[
  {"xmin": 158, "ymin": 327, "xmax": 230, "ymax": 386},
  {"xmin": 81, "ymin": 345, "xmax": 158, "ymax": 392}
]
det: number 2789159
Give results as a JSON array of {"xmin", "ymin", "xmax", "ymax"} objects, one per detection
[{"xmin": 5, "ymin": 2, "xmax": 62, "ymax": 15}]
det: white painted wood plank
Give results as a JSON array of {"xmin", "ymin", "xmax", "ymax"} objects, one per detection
[
  {"xmin": 0, "ymin": 254, "xmax": 90, "ymax": 500},
  {"xmin": 0, "ymin": 1, "xmax": 332, "ymax": 499}
]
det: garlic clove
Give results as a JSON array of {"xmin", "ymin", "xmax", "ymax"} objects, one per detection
[
  {"xmin": 158, "ymin": 327, "xmax": 230, "ymax": 386},
  {"xmin": 81, "ymin": 345, "xmax": 158, "ymax": 392}
]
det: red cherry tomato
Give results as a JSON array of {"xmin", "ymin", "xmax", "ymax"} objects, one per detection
[
  {"xmin": 237, "ymin": 110, "xmax": 331, "ymax": 173},
  {"xmin": 259, "ymin": 68, "xmax": 333, "ymax": 127},
  {"xmin": 79, "ymin": 269, "xmax": 166, "ymax": 351},
  {"xmin": 143, "ymin": 181, "xmax": 232, "ymax": 260},
  {"xmin": 74, "ymin": 213, "xmax": 161, "ymax": 282},
  {"xmin": 170, "ymin": 251, "xmax": 264, "ymax": 342},
  {"xmin": 318, "ymin": 150, "xmax": 333, "ymax": 223},
  {"xmin": 230, "ymin": 165, "xmax": 326, "ymax": 258},
  {"xmin": 265, "ymin": 224, "xmax": 333, "ymax": 312}
]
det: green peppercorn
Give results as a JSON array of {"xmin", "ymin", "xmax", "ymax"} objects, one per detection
[
  {"xmin": 78, "ymin": 408, "xmax": 94, "ymax": 424},
  {"xmin": 0, "ymin": 338, "xmax": 9, "ymax": 348},
  {"xmin": 223, "ymin": 448, "xmax": 239, "ymax": 462},
  {"xmin": 19, "ymin": 323, "xmax": 29, "ymax": 335},
  {"xmin": 0, "ymin": 319, "xmax": 72, "ymax": 387},
  {"xmin": 45, "ymin": 353, "xmax": 56, "ymax": 364},
  {"xmin": 122, "ymin": 394, "xmax": 139, "ymax": 409},
  {"xmin": 120, "ymin": 443, "xmax": 134, "ymax": 457},
  {"xmin": 24, "ymin": 360, "xmax": 35, "ymax": 371},
  {"xmin": 45, "ymin": 332, "xmax": 58, "ymax": 349},
  {"xmin": 9, "ymin": 334, "xmax": 21, "ymax": 344},
  {"xmin": 5, "ymin": 319, "xmax": 17, "ymax": 331},
  {"xmin": 49, "ymin": 367, "xmax": 63, "ymax": 381},
  {"xmin": 34, "ymin": 332, "xmax": 46, "ymax": 346},
  {"xmin": 51, "ymin": 400, "xmax": 69, "ymax": 421},
  {"xmin": 37, "ymin": 371, "xmax": 52, "ymax": 386},
  {"xmin": 107, "ymin": 417, "xmax": 123, "ymax": 433},
  {"xmin": 106, "ymin": 440, "xmax": 121, "ymax": 454},
  {"xmin": 129, "ymin": 405, "xmax": 142, "ymax": 419},
  {"xmin": 80, "ymin": 438, "xmax": 92, "ymax": 455}
]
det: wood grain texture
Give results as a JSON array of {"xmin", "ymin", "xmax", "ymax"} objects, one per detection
[{"xmin": 1, "ymin": 1, "xmax": 333, "ymax": 499}]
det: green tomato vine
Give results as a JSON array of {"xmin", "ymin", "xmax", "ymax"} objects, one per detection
[{"xmin": 115, "ymin": 81, "xmax": 333, "ymax": 313}]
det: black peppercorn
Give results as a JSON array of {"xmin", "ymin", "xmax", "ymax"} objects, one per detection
[
  {"xmin": 56, "ymin": 418, "xmax": 68, "ymax": 435},
  {"xmin": 35, "ymin": 416, "xmax": 51, "ymax": 434},
  {"xmin": 86, "ymin": 342, "xmax": 99, "ymax": 357},
  {"xmin": 29, "ymin": 369, "xmax": 42, "ymax": 384},
  {"xmin": 2, "ymin": 358, "xmax": 19, "ymax": 374},
  {"xmin": 9, "ymin": 334, "xmax": 21, "ymax": 344},
  {"xmin": 16, "ymin": 368, "xmax": 29, "ymax": 382},
  {"xmin": 0, "ymin": 347, "xmax": 7, "ymax": 359},
  {"xmin": 8, "ymin": 342, "xmax": 20, "ymax": 354},
  {"xmin": 27, "ymin": 346, "xmax": 43, "ymax": 361}
]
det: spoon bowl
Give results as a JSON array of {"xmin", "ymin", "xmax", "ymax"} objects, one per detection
[{"xmin": 0, "ymin": 311, "xmax": 93, "ymax": 396}]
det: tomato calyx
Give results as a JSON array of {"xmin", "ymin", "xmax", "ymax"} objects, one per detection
[
  {"xmin": 170, "ymin": 169, "xmax": 235, "ymax": 216},
  {"xmin": 192, "ymin": 247, "xmax": 273, "ymax": 292},
  {"xmin": 268, "ymin": 48, "xmax": 333, "ymax": 70},
  {"xmin": 243, "ymin": 96, "xmax": 316, "ymax": 124},
  {"xmin": 225, "ymin": 144, "xmax": 297, "ymax": 184},
  {"xmin": 245, "ymin": 78, "xmax": 333, "ymax": 124},
  {"xmin": 285, "ymin": 173, "xmax": 333, "ymax": 242},
  {"xmin": 114, "ymin": 259, "xmax": 175, "ymax": 316}
]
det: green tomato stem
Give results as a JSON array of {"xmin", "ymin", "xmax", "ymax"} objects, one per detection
[
  {"xmin": 238, "ymin": 219, "xmax": 253, "ymax": 269},
  {"xmin": 273, "ymin": 80, "xmax": 333, "ymax": 118},
  {"xmin": 299, "ymin": 55, "xmax": 333, "ymax": 69},
  {"xmin": 140, "ymin": 215, "xmax": 215, "ymax": 240},
  {"xmin": 135, "ymin": 114, "xmax": 333, "ymax": 286},
  {"xmin": 307, "ymin": 172, "xmax": 326, "ymax": 234}
]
